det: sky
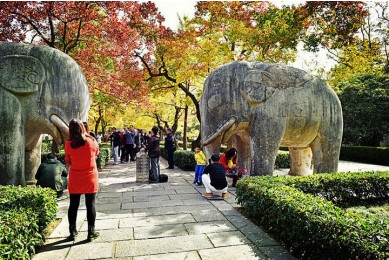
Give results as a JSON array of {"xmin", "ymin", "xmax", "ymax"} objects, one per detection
[{"xmin": 153, "ymin": 0, "xmax": 335, "ymax": 74}]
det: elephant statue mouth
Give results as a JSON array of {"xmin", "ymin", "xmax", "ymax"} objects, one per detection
[
  {"xmin": 202, "ymin": 116, "xmax": 237, "ymax": 146},
  {"xmin": 50, "ymin": 114, "xmax": 69, "ymax": 145}
]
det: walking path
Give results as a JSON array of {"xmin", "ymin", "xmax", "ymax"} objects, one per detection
[
  {"xmin": 34, "ymin": 158, "xmax": 294, "ymax": 260},
  {"xmin": 34, "ymin": 159, "xmax": 389, "ymax": 260}
]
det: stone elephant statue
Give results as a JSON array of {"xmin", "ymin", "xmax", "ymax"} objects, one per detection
[
  {"xmin": 200, "ymin": 61, "xmax": 343, "ymax": 176},
  {"xmin": 0, "ymin": 42, "xmax": 90, "ymax": 185}
]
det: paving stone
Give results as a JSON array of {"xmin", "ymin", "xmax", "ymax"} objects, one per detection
[
  {"xmin": 74, "ymin": 228, "xmax": 134, "ymax": 243},
  {"xmin": 97, "ymin": 192, "xmax": 123, "ymax": 198},
  {"xmin": 240, "ymin": 223, "xmax": 279, "ymax": 247},
  {"xmin": 66, "ymin": 242, "xmax": 114, "ymax": 259},
  {"xmin": 259, "ymin": 245, "xmax": 296, "ymax": 260},
  {"xmin": 198, "ymin": 244, "xmax": 267, "ymax": 260},
  {"xmin": 174, "ymin": 189, "xmax": 199, "ymax": 194},
  {"xmin": 134, "ymin": 224, "xmax": 188, "ymax": 239},
  {"xmin": 115, "ymin": 234, "xmax": 213, "ymax": 257},
  {"xmin": 168, "ymin": 193, "xmax": 200, "ymax": 200},
  {"xmin": 207, "ymin": 231, "xmax": 250, "ymax": 247},
  {"xmin": 120, "ymin": 213, "xmax": 196, "ymax": 228},
  {"xmin": 175, "ymin": 205, "xmax": 215, "ymax": 214},
  {"xmin": 182, "ymin": 198, "xmax": 211, "ymax": 206},
  {"xmin": 96, "ymin": 211, "xmax": 133, "ymax": 220},
  {"xmin": 191, "ymin": 209, "xmax": 227, "ymax": 222},
  {"xmin": 133, "ymin": 206, "xmax": 177, "ymax": 217},
  {"xmin": 133, "ymin": 251, "xmax": 200, "ymax": 260},
  {"xmin": 185, "ymin": 221, "xmax": 237, "ymax": 235},
  {"xmin": 224, "ymin": 214, "xmax": 253, "ymax": 229},
  {"xmin": 122, "ymin": 200, "xmax": 183, "ymax": 210},
  {"xmin": 80, "ymin": 218, "xmax": 119, "ymax": 231},
  {"xmin": 33, "ymin": 238, "xmax": 72, "ymax": 260},
  {"xmin": 132, "ymin": 190, "xmax": 177, "ymax": 196},
  {"xmin": 133, "ymin": 195, "xmax": 171, "ymax": 202},
  {"xmin": 96, "ymin": 203, "xmax": 121, "ymax": 211}
]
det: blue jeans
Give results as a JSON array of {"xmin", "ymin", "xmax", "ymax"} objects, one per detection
[
  {"xmin": 150, "ymin": 157, "xmax": 160, "ymax": 182},
  {"xmin": 194, "ymin": 165, "xmax": 205, "ymax": 183}
]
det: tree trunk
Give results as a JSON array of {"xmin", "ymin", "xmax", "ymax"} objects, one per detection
[
  {"xmin": 191, "ymin": 132, "xmax": 201, "ymax": 151},
  {"xmin": 183, "ymin": 104, "xmax": 188, "ymax": 150}
]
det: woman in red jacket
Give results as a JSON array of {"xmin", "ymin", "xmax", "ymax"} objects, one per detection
[
  {"xmin": 65, "ymin": 119, "xmax": 99, "ymax": 242},
  {"xmin": 219, "ymin": 148, "xmax": 239, "ymax": 187}
]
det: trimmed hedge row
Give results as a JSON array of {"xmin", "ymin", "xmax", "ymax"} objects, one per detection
[
  {"xmin": 0, "ymin": 186, "xmax": 57, "ymax": 259},
  {"xmin": 160, "ymin": 148, "xmax": 290, "ymax": 171},
  {"xmin": 236, "ymin": 172, "xmax": 389, "ymax": 259},
  {"xmin": 42, "ymin": 143, "xmax": 112, "ymax": 169},
  {"xmin": 340, "ymin": 146, "xmax": 389, "ymax": 166}
]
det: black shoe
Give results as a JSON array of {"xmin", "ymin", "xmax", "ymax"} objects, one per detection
[
  {"xmin": 193, "ymin": 181, "xmax": 197, "ymax": 184},
  {"xmin": 87, "ymin": 226, "xmax": 99, "ymax": 242},
  {"xmin": 68, "ymin": 225, "xmax": 78, "ymax": 240},
  {"xmin": 196, "ymin": 182, "xmax": 202, "ymax": 186}
]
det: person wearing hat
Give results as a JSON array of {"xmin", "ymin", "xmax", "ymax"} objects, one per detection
[
  {"xmin": 164, "ymin": 128, "xmax": 176, "ymax": 169},
  {"xmin": 201, "ymin": 155, "xmax": 229, "ymax": 198}
]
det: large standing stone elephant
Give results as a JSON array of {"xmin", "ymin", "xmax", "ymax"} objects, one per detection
[
  {"xmin": 200, "ymin": 61, "xmax": 343, "ymax": 176},
  {"xmin": 0, "ymin": 42, "xmax": 90, "ymax": 185}
]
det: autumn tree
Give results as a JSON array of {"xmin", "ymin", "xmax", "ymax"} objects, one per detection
[{"xmin": 0, "ymin": 1, "xmax": 165, "ymax": 102}]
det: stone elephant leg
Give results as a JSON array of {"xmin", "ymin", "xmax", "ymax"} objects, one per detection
[
  {"xmin": 25, "ymin": 134, "xmax": 42, "ymax": 185},
  {"xmin": 227, "ymin": 134, "xmax": 250, "ymax": 171},
  {"xmin": 288, "ymin": 147, "xmax": 313, "ymax": 176},
  {"xmin": 250, "ymin": 115, "xmax": 286, "ymax": 176},
  {"xmin": 310, "ymin": 136, "xmax": 341, "ymax": 173},
  {"xmin": 0, "ymin": 89, "xmax": 25, "ymax": 185}
]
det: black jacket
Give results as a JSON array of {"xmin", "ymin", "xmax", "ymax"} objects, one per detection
[
  {"xmin": 203, "ymin": 163, "xmax": 228, "ymax": 190},
  {"xmin": 146, "ymin": 135, "xmax": 161, "ymax": 158},
  {"xmin": 165, "ymin": 133, "xmax": 175, "ymax": 150}
]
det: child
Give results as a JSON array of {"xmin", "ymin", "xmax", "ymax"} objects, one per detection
[{"xmin": 194, "ymin": 145, "xmax": 207, "ymax": 185}]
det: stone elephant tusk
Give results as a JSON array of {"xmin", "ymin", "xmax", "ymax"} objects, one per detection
[
  {"xmin": 202, "ymin": 116, "xmax": 237, "ymax": 146},
  {"xmin": 50, "ymin": 114, "xmax": 69, "ymax": 144}
]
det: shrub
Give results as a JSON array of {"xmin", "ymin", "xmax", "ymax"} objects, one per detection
[
  {"xmin": 42, "ymin": 143, "xmax": 111, "ymax": 169},
  {"xmin": 161, "ymin": 148, "xmax": 290, "ymax": 171},
  {"xmin": 340, "ymin": 146, "xmax": 389, "ymax": 166},
  {"xmin": 236, "ymin": 172, "xmax": 389, "ymax": 259},
  {"xmin": 0, "ymin": 186, "xmax": 57, "ymax": 259}
]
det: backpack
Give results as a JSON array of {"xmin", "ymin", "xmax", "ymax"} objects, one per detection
[{"xmin": 159, "ymin": 174, "xmax": 168, "ymax": 182}]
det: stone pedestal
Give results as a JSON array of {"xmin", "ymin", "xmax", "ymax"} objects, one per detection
[{"xmin": 136, "ymin": 148, "xmax": 150, "ymax": 183}]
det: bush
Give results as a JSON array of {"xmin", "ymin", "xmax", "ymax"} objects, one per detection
[
  {"xmin": 161, "ymin": 148, "xmax": 290, "ymax": 171},
  {"xmin": 42, "ymin": 143, "xmax": 111, "ymax": 169},
  {"xmin": 236, "ymin": 172, "xmax": 389, "ymax": 259},
  {"xmin": 340, "ymin": 146, "xmax": 389, "ymax": 166},
  {"xmin": 0, "ymin": 186, "xmax": 57, "ymax": 259}
]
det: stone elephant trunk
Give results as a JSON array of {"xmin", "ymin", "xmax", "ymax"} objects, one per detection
[
  {"xmin": 200, "ymin": 61, "xmax": 343, "ymax": 176},
  {"xmin": 0, "ymin": 42, "xmax": 90, "ymax": 186}
]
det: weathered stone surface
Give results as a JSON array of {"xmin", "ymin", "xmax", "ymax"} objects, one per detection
[
  {"xmin": 33, "ymin": 238, "xmax": 72, "ymax": 260},
  {"xmin": 0, "ymin": 42, "xmax": 90, "ymax": 185},
  {"xmin": 120, "ymin": 213, "xmax": 196, "ymax": 228},
  {"xmin": 185, "ymin": 221, "xmax": 237, "ymax": 235},
  {"xmin": 134, "ymin": 224, "xmax": 188, "ymax": 239},
  {"xmin": 133, "ymin": 251, "xmax": 201, "ymax": 260},
  {"xmin": 66, "ymin": 242, "xmax": 114, "ymax": 259},
  {"xmin": 200, "ymin": 61, "xmax": 343, "ymax": 176},
  {"xmin": 115, "ymin": 234, "xmax": 213, "ymax": 257},
  {"xmin": 207, "ymin": 231, "xmax": 251, "ymax": 247},
  {"xmin": 74, "ymin": 228, "xmax": 134, "ymax": 243},
  {"xmin": 198, "ymin": 244, "xmax": 267, "ymax": 260}
]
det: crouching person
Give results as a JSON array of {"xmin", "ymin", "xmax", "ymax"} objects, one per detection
[
  {"xmin": 35, "ymin": 153, "xmax": 68, "ymax": 198},
  {"xmin": 201, "ymin": 155, "xmax": 229, "ymax": 198}
]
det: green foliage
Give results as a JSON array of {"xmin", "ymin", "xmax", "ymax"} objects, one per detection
[
  {"xmin": 236, "ymin": 172, "xmax": 389, "ymax": 259},
  {"xmin": 340, "ymin": 146, "xmax": 389, "ymax": 166},
  {"xmin": 274, "ymin": 151, "xmax": 290, "ymax": 168},
  {"xmin": 42, "ymin": 143, "xmax": 111, "ymax": 169},
  {"xmin": 0, "ymin": 186, "xmax": 57, "ymax": 259},
  {"xmin": 338, "ymin": 74, "xmax": 389, "ymax": 146}
]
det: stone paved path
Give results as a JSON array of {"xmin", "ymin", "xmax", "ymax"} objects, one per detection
[{"xmin": 33, "ymin": 158, "xmax": 295, "ymax": 260}]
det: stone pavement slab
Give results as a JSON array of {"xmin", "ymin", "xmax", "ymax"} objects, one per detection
[{"xmin": 34, "ymin": 157, "xmax": 296, "ymax": 260}]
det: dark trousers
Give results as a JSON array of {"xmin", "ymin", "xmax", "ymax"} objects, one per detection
[
  {"xmin": 68, "ymin": 193, "xmax": 96, "ymax": 227},
  {"xmin": 167, "ymin": 149, "xmax": 174, "ymax": 168},
  {"xmin": 125, "ymin": 144, "xmax": 136, "ymax": 162},
  {"xmin": 120, "ymin": 146, "xmax": 125, "ymax": 162}
]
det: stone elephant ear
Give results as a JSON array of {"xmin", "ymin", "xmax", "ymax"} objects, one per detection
[
  {"xmin": 241, "ymin": 70, "xmax": 277, "ymax": 104},
  {"xmin": 0, "ymin": 55, "xmax": 45, "ymax": 94}
]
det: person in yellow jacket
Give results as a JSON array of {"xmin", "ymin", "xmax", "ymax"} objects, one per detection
[{"xmin": 193, "ymin": 145, "xmax": 207, "ymax": 185}]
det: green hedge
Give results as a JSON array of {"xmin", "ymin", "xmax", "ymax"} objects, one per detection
[
  {"xmin": 340, "ymin": 146, "xmax": 389, "ymax": 166},
  {"xmin": 0, "ymin": 186, "xmax": 57, "ymax": 259},
  {"xmin": 42, "ymin": 143, "xmax": 111, "ymax": 169},
  {"xmin": 161, "ymin": 148, "xmax": 290, "ymax": 171},
  {"xmin": 236, "ymin": 172, "xmax": 389, "ymax": 259}
]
